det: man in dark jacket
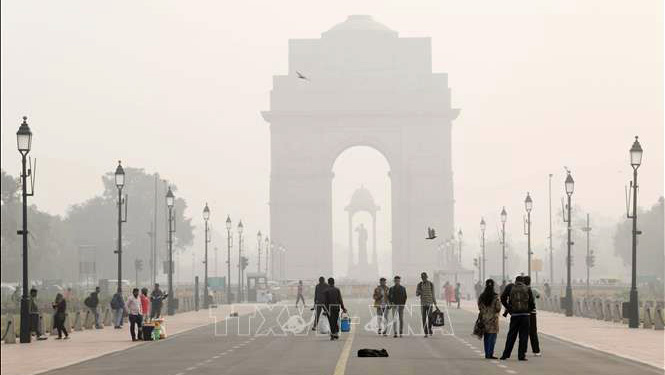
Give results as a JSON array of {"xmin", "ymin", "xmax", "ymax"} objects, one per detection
[
  {"xmin": 84, "ymin": 287, "xmax": 102, "ymax": 329},
  {"xmin": 388, "ymin": 275, "xmax": 407, "ymax": 337},
  {"xmin": 323, "ymin": 278, "xmax": 346, "ymax": 340},
  {"xmin": 311, "ymin": 276, "xmax": 328, "ymax": 331},
  {"xmin": 500, "ymin": 275, "xmax": 535, "ymax": 361}
]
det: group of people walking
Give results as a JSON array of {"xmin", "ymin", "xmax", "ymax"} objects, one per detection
[{"xmin": 477, "ymin": 275, "xmax": 540, "ymax": 361}]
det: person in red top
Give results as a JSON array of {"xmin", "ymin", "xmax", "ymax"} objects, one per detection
[{"xmin": 140, "ymin": 288, "xmax": 150, "ymax": 321}]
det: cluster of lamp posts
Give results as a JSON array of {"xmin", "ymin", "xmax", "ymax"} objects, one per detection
[
  {"xmin": 11, "ymin": 116, "xmax": 647, "ymax": 345},
  {"xmin": 468, "ymin": 137, "xmax": 644, "ymax": 327}
]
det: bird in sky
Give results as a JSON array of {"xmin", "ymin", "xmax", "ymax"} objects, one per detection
[
  {"xmin": 296, "ymin": 71, "xmax": 310, "ymax": 81},
  {"xmin": 426, "ymin": 227, "xmax": 437, "ymax": 240}
]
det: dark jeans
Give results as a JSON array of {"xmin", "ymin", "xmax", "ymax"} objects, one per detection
[
  {"xmin": 55, "ymin": 314, "xmax": 68, "ymax": 338},
  {"xmin": 129, "ymin": 314, "xmax": 143, "ymax": 340},
  {"xmin": 392, "ymin": 305, "xmax": 404, "ymax": 334},
  {"xmin": 501, "ymin": 315, "xmax": 530, "ymax": 359},
  {"xmin": 151, "ymin": 303, "xmax": 162, "ymax": 319},
  {"xmin": 327, "ymin": 306, "xmax": 340, "ymax": 336},
  {"xmin": 313, "ymin": 305, "xmax": 324, "ymax": 328},
  {"xmin": 483, "ymin": 333, "xmax": 497, "ymax": 358},
  {"xmin": 296, "ymin": 294, "xmax": 305, "ymax": 307},
  {"xmin": 30, "ymin": 313, "xmax": 42, "ymax": 336},
  {"xmin": 420, "ymin": 304, "xmax": 433, "ymax": 335},
  {"xmin": 529, "ymin": 313, "xmax": 540, "ymax": 353}
]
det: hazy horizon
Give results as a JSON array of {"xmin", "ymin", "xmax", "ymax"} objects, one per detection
[{"xmin": 2, "ymin": 0, "xmax": 662, "ymax": 279}]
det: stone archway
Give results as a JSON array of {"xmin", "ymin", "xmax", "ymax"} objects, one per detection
[{"xmin": 262, "ymin": 15, "xmax": 459, "ymax": 281}]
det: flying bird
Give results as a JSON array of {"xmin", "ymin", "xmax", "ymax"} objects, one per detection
[
  {"xmin": 296, "ymin": 71, "xmax": 310, "ymax": 81},
  {"xmin": 426, "ymin": 227, "xmax": 437, "ymax": 240}
]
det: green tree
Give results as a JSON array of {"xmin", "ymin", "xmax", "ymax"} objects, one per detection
[
  {"xmin": 613, "ymin": 197, "xmax": 664, "ymax": 279},
  {"xmin": 65, "ymin": 167, "xmax": 194, "ymax": 282}
]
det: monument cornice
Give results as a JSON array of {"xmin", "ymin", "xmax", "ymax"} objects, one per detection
[{"xmin": 261, "ymin": 109, "xmax": 460, "ymax": 122}]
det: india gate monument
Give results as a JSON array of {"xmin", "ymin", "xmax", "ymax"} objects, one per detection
[{"xmin": 262, "ymin": 15, "xmax": 459, "ymax": 281}]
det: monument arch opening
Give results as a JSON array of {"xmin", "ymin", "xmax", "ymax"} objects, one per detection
[{"xmin": 332, "ymin": 146, "xmax": 392, "ymax": 280}]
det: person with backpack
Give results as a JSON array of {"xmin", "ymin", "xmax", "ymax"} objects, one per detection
[
  {"xmin": 478, "ymin": 279, "xmax": 501, "ymax": 359},
  {"xmin": 84, "ymin": 287, "xmax": 102, "ymax": 329},
  {"xmin": 523, "ymin": 276, "xmax": 541, "ymax": 356},
  {"xmin": 416, "ymin": 272, "xmax": 437, "ymax": 337},
  {"xmin": 110, "ymin": 291, "xmax": 126, "ymax": 329},
  {"xmin": 500, "ymin": 275, "xmax": 535, "ymax": 361},
  {"xmin": 388, "ymin": 275, "xmax": 407, "ymax": 338},
  {"xmin": 373, "ymin": 277, "xmax": 389, "ymax": 335}
]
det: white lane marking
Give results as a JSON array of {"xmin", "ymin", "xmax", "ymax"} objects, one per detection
[
  {"xmin": 213, "ymin": 355, "xmax": 220, "ymax": 359},
  {"xmin": 186, "ymin": 366, "xmax": 197, "ymax": 371},
  {"xmin": 497, "ymin": 364, "xmax": 507, "ymax": 368},
  {"xmin": 204, "ymin": 359, "xmax": 213, "ymax": 363},
  {"xmin": 175, "ymin": 373, "xmax": 185, "ymax": 375},
  {"xmin": 233, "ymin": 345, "xmax": 241, "ymax": 348},
  {"xmin": 506, "ymin": 370, "xmax": 517, "ymax": 374}
]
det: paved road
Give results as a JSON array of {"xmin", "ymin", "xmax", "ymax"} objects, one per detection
[{"xmin": 44, "ymin": 299, "xmax": 661, "ymax": 375}]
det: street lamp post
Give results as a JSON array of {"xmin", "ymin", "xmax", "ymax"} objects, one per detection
[
  {"xmin": 264, "ymin": 236, "xmax": 270, "ymax": 276},
  {"xmin": 202, "ymin": 203, "xmax": 210, "ymax": 308},
  {"xmin": 581, "ymin": 213, "xmax": 592, "ymax": 297},
  {"xmin": 480, "ymin": 218, "xmax": 486, "ymax": 281},
  {"xmin": 114, "ymin": 161, "xmax": 127, "ymax": 294},
  {"xmin": 166, "ymin": 187, "xmax": 175, "ymax": 315},
  {"xmin": 524, "ymin": 193, "xmax": 533, "ymax": 278},
  {"xmin": 500, "ymin": 206, "xmax": 507, "ymax": 283},
  {"xmin": 16, "ymin": 116, "xmax": 33, "ymax": 343},
  {"xmin": 627, "ymin": 136, "xmax": 643, "ymax": 328},
  {"xmin": 564, "ymin": 171, "xmax": 575, "ymax": 317},
  {"xmin": 257, "ymin": 231, "xmax": 262, "ymax": 273},
  {"xmin": 225, "ymin": 216, "xmax": 232, "ymax": 304},
  {"xmin": 457, "ymin": 229, "xmax": 463, "ymax": 264},
  {"xmin": 237, "ymin": 221, "xmax": 244, "ymax": 302}
]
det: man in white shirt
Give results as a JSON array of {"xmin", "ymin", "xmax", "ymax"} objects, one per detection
[{"xmin": 127, "ymin": 288, "xmax": 143, "ymax": 341}]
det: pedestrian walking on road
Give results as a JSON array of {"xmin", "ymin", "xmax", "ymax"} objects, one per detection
[
  {"xmin": 416, "ymin": 272, "xmax": 437, "ymax": 337},
  {"xmin": 111, "ymin": 291, "xmax": 126, "ymax": 329},
  {"xmin": 478, "ymin": 279, "xmax": 501, "ymax": 359},
  {"xmin": 296, "ymin": 280, "xmax": 306, "ymax": 308},
  {"xmin": 84, "ymin": 287, "xmax": 102, "ymax": 329},
  {"xmin": 443, "ymin": 281, "xmax": 454, "ymax": 308},
  {"xmin": 523, "ymin": 276, "xmax": 541, "ymax": 356},
  {"xmin": 29, "ymin": 288, "xmax": 48, "ymax": 340},
  {"xmin": 311, "ymin": 277, "xmax": 328, "ymax": 331},
  {"xmin": 323, "ymin": 278, "xmax": 346, "ymax": 341},
  {"xmin": 500, "ymin": 275, "xmax": 535, "ymax": 361},
  {"xmin": 52, "ymin": 293, "xmax": 69, "ymax": 340},
  {"xmin": 127, "ymin": 288, "xmax": 143, "ymax": 341},
  {"xmin": 388, "ymin": 275, "xmax": 407, "ymax": 338},
  {"xmin": 455, "ymin": 282, "xmax": 462, "ymax": 309},
  {"xmin": 150, "ymin": 283, "xmax": 166, "ymax": 319},
  {"xmin": 373, "ymin": 277, "xmax": 389, "ymax": 335}
]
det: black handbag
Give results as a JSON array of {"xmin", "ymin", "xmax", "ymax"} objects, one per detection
[
  {"xmin": 430, "ymin": 308, "xmax": 445, "ymax": 327},
  {"xmin": 472, "ymin": 312, "xmax": 485, "ymax": 339}
]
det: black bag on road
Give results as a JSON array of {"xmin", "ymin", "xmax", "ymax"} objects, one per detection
[{"xmin": 358, "ymin": 349, "xmax": 389, "ymax": 357}]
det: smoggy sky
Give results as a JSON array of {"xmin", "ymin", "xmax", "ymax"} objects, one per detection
[{"xmin": 1, "ymin": 0, "xmax": 662, "ymax": 275}]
